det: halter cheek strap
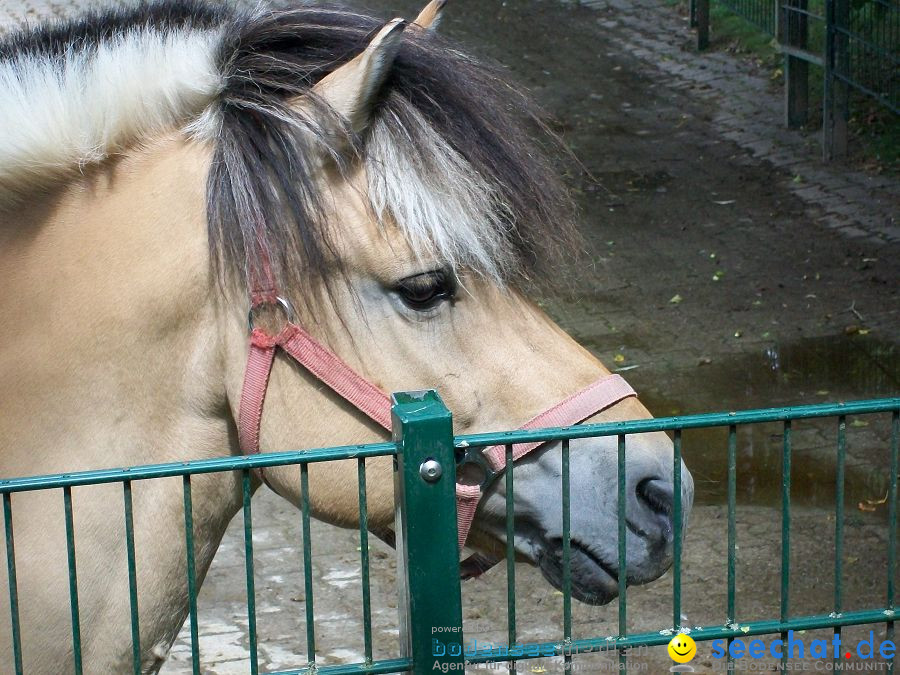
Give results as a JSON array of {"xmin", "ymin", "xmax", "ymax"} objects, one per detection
[{"xmin": 237, "ymin": 297, "xmax": 637, "ymax": 567}]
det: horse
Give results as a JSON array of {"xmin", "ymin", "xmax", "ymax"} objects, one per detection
[{"xmin": 0, "ymin": 0, "xmax": 694, "ymax": 671}]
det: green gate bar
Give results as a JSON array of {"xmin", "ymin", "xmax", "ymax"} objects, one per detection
[
  {"xmin": 504, "ymin": 442, "xmax": 516, "ymax": 675},
  {"xmin": 781, "ymin": 420, "xmax": 792, "ymax": 671},
  {"xmin": 561, "ymin": 439, "xmax": 573, "ymax": 669},
  {"xmin": 122, "ymin": 480, "xmax": 141, "ymax": 675},
  {"xmin": 62, "ymin": 485, "xmax": 83, "ymax": 675},
  {"xmin": 672, "ymin": 429, "xmax": 683, "ymax": 632},
  {"xmin": 182, "ymin": 475, "xmax": 200, "ymax": 674},
  {"xmin": 392, "ymin": 390, "xmax": 464, "ymax": 674},
  {"xmin": 300, "ymin": 462, "xmax": 316, "ymax": 667},
  {"xmin": 889, "ymin": 411, "xmax": 899, "ymax": 671},
  {"xmin": 3, "ymin": 492, "xmax": 22, "ymax": 675},
  {"xmin": 834, "ymin": 416, "xmax": 846, "ymax": 668},
  {"xmin": 242, "ymin": 469, "xmax": 259, "ymax": 675},
  {"xmin": 357, "ymin": 458, "xmax": 374, "ymax": 664},
  {"xmin": 617, "ymin": 434, "xmax": 628, "ymax": 669},
  {"xmin": 726, "ymin": 424, "xmax": 737, "ymax": 670}
]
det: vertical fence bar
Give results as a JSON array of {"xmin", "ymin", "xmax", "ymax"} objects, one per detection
[
  {"xmin": 780, "ymin": 420, "xmax": 792, "ymax": 670},
  {"xmin": 834, "ymin": 416, "xmax": 846, "ymax": 667},
  {"xmin": 505, "ymin": 444, "xmax": 516, "ymax": 675},
  {"xmin": 727, "ymin": 425, "xmax": 737, "ymax": 670},
  {"xmin": 824, "ymin": 0, "xmax": 850, "ymax": 159},
  {"xmin": 696, "ymin": 0, "xmax": 710, "ymax": 50},
  {"xmin": 63, "ymin": 486, "xmax": 83, "ymax": 675},
  {"xmin": 300, "ymin": 463, "xmax": 316, "ymax": 666},
  {"xmin": 242, "ymin": 470, "xmax": 258, "ymax": 675},
  {"xmin": 182, "ymin": 476, "xmax": 200, "ymax": 675},
  {"xmin": 562, "ymin": 439, "xmax": 572, "ymax": 670},
  {"xmin": 123, "ymin": 481, "xmax": 141, "ymax": 675},
  {"xmin": 392, "ymin": 391, "xmax": 464, "ymax": 674},
  {"xmin": 783, "ymin": 0, "xmax": 810, "ymax": 127},
  {"xmin": 357, "ymin": 458, "xmax": 373, "ymax": 665},
  {"xmin": 672, "ymin": 430, "xmax": 682, "ymax": 632},
  {"xmin": 3, "ymin": 493, "xmax": 23, "ymax": 675},
  {"xmin": 888, "ymin": 410, "xmax": 899, "ymax": 671},
  {"xmin": 617, "ymin": 434, "xmax": 627, "ymax": 671}
]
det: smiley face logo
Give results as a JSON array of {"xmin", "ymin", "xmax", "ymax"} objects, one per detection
[{"xmin": 667, "ymin": 633, "xmax": 696, "ymax": 663}]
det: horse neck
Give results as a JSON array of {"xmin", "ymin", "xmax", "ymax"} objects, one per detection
[
  {"xmin": 0, "ymin": 134, "xmax": 229, "ymax": 471},
  {"xmin": 0, "ymin": 136, "xmax": 247, "ymax": 668}
]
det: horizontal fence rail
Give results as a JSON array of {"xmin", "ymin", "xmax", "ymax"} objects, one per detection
[{"xmin": 1, "ymin": 396, "xmax": 897, "ymax": 673}]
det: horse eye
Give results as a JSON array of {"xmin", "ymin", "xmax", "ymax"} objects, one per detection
[{"xmin": 394, "ymin": 269, "xmax": 456, "ymax": 312}]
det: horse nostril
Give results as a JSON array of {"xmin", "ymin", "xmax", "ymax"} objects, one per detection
[{"xmin": 635, "ymin": 478, "xmax": 674, "ymax": 543}]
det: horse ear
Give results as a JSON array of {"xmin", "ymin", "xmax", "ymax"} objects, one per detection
[
  {"xmin": 311, "ymin": 18, "xmax": 406, "ymax": 133},
  {"xmin": 413, "ymin": 0, "xmax": 446, "ymax": 31}
]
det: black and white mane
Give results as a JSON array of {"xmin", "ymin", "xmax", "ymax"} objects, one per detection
[{"xmin": 0, "ymin": 1, "xmax": 577, "ymax": 296}]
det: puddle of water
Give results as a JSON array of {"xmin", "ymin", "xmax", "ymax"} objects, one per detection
[{"xmin": 637, "ymin": 335, "xmax": 899, "ymax": 508}]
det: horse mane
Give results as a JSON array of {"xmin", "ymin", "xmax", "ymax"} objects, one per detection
[{"xmin": 0, "ymin": 1, "xmax": 579, "ymax": 301}]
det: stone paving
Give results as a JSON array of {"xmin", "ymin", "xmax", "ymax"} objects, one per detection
[{"xmin": 580, "ymin": 0, "xmax": 899, "ymax": 244}]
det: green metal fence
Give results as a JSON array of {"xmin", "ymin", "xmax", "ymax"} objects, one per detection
[
  {"xmin": 689, "ymin": 0, "xmax": 898, "ymax": 158},
  {"xmin": 1, "ymin": 394, "xmax": 898, "ymax": 673}
]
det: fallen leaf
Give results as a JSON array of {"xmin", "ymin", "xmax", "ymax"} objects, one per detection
[
  {"xmin": 670, "ymin": 294, "xmax": 683, "ymax": 304},
  {"xmin": 614, "ymin": 353, "xmax": 626, "ymax": 363},
  {"xmin": 850, "ymin": 420, "xmax": 869, "ymax": 428},
  {"xmin": 859, "ymin": 328, "xmax": 871, "ymax": 335},
  {"xmin": 816, "ymin": 390, "xmax": 829, "ymax": 395},
  {"xmin": 734, "ymin": 331, "xmax": 743, "ymax": 338}
]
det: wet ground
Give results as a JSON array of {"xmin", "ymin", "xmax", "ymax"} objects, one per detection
[{"xmin": 159, "ymin": 0, "xmax": 900, "ymax": 672}]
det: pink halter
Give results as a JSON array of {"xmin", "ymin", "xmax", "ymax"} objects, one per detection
[{"xmin": 237, "ymin": 293, "xmax": 636, "ymax": 562}]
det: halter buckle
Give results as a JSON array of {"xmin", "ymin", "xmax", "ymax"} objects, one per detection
[
  {"xmin": 455, "ymin": 443, "xmax": 498, "ymax": 490},
  {"xmin": 248, "ymin": 296, "xmax": 296, "ymax": 332}
]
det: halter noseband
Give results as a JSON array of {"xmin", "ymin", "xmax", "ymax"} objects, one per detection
[{"xmin": 237, "ymin": 291, "xmax": 637, "ymax": 571}]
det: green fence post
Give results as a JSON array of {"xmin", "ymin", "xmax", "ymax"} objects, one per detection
[
  {"xmin": 823, "ymin": 0, "xmax": 849, "ymax": 159},
  {"xmin": 782, "ymin": 0, "xmax": 810, "ymax": 128},
  {"xmin": 392, "ymin": 390, "xmax": 465, "ymax": 674},
  {"xmin": 696, "ymin": 0, "xmax": 710, "ymax": 50}
]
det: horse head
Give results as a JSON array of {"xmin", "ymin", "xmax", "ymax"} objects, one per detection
[{"xmin": 206, "ymin": 1, "xmax": 694, "ymax": 605}]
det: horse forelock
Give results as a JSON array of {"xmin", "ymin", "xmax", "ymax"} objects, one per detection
[{"xmin": 0, "ymin": 0, "xmax": 579, "ymax": 305}]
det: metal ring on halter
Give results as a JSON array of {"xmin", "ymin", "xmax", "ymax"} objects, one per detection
[
  {"xmin": 455, "ymin": 445, "xmax": 499, "ymax": 490},
  {"xmin": 247, "ymin": 296, "xmax": 297, "ymax": 331}
]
